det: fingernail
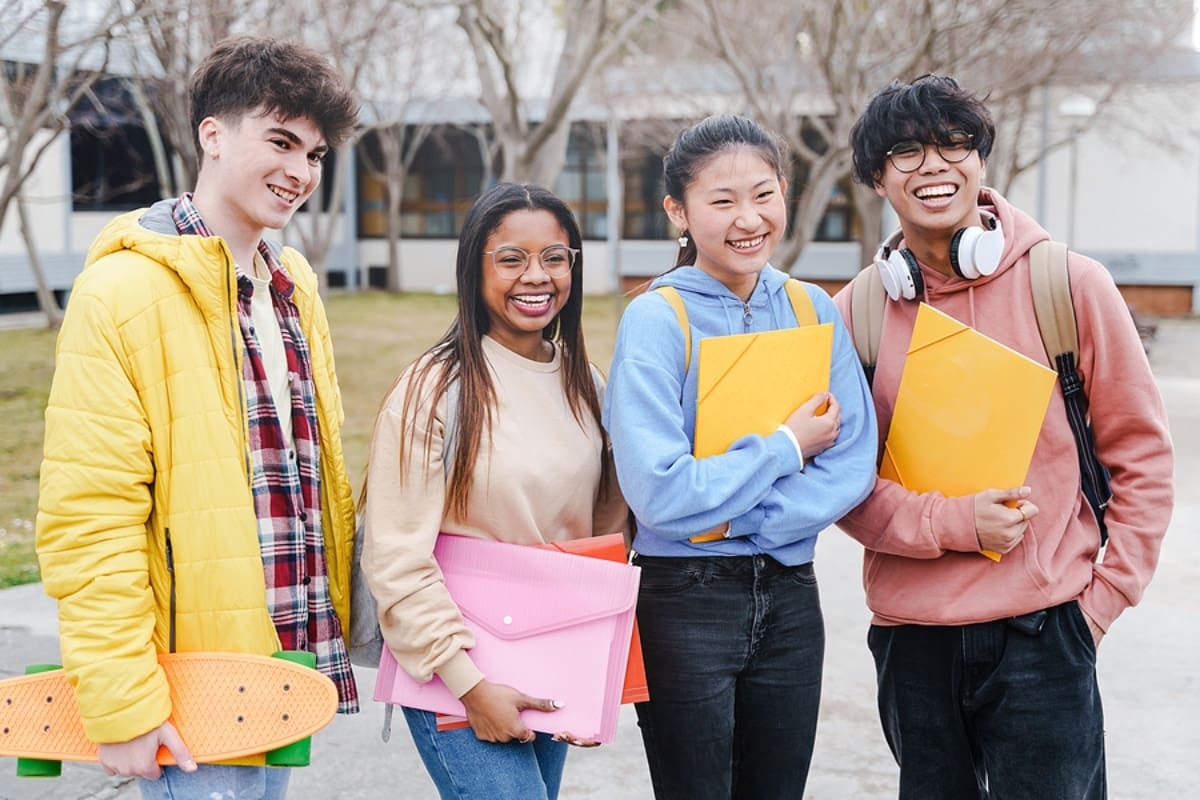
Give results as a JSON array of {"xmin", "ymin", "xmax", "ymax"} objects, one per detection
[
  {"xmin": 552, "ymin": 700, "xmax": 565, "ymax": 709},
  {"xmin": 182, "ymin": 760, "xmax": 197, "ymax": 772}
]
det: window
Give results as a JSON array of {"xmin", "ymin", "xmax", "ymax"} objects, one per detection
[
  {"xmin": 70, "ymin": 78, "xmax": 169, "ymax": 211},
  {"xmin": 357, "ymin": 127, "xmax": 485, "ymax": 239}
]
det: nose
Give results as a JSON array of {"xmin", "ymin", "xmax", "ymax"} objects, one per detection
[
  {"xmin": 283, "ymin": 150, "xmax": 312, "ymax": 185},
  {"xmin": 520, "ymin": 253, "xmax": 551, "ymax": 282},
  {"xmin": 734, "ymin": 202, "xmax": 762, "ymax": 230},
  {"xmin": 918, "ymin": 143, "xmax": 950, "ymax": 173}
]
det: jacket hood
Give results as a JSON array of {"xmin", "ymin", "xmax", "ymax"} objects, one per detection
[
  {"xmin": 916, "ymin": 187, "xmax": 1051, "ymax": 298},
  {"xmin": 83, "ymin": 199, "xmax": 316, "ymax": 300},
  {"xmin": 648, "ymin": 263, "xmax": 792, "ymax": 305}
]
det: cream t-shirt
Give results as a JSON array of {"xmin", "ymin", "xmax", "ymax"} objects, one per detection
[{"xmin": 245, "ymin": 254, "xmax": 293, "ymax": 447}]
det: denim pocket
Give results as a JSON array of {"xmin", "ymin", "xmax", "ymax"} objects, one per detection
[
  {"xmin": 783, "ymin": 562, "xmax": 818, "ymax": 587},
  {"xmin": 1064, "ymin": 600, "xmax": 1099, "ymax": 659},
  {"xmin": 634, "ymin": 557, "xmax": 708, "ymax": 595}
]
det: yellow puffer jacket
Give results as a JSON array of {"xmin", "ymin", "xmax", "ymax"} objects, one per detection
[{"xmin": 36, "ymin": 202, "xmax": 356, "ymax": 744}]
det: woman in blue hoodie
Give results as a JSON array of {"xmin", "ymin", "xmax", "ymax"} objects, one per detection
[{"xmin": 602, "ymin": 114, "xmax": 877, "ymax": 799}]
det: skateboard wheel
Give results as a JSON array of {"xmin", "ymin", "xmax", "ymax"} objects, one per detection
[
  {"xmin": 264, "ymin": 651, "xmax": 315, "ymax": 767},
  {"xmin": 15, "ymin": 664, "xmax": 63, "ymax": 778}
]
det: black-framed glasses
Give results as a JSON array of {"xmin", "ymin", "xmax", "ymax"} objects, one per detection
[
  {"xmin": 484, "ymin": 245, "xmax": 578, "ymax": 279},
  {"xmin": 885, "ymin": 131, "xmax": 975, "ymax": 173}
]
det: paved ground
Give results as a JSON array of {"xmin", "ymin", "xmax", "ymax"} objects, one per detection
[{"xmin": 1, "ymin": 318, "xmax": 1196, "ymax": 799}]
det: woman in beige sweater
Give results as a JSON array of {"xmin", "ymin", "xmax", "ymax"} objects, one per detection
[{"xmin": 361, "ymin": 182, "xmax": 627, "ymax": 800}]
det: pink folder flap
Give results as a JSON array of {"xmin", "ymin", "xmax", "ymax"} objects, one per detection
[{"xmin": 374, "ymin": 535, "xmax": 641, "ymax": 743}]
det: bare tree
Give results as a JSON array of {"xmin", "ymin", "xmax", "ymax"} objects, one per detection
[
  {"xmin": 122, "ymin": 0, "xmax": 264, "ymax": 197},
  {"xmin": 348, "ymin": 3, "xmax": 465, "ymax": 291},
  {"xmin": 457, "ymin": 0, "xmax": 665, "ymax": 186},
  {"xmin": 0, "ymin": 1, "xmax": 124, "ymax": 327},
  {"xmin": 657, "ymin": 0, "xmax": 1190, "ymax": 272},
  {"xmin": 281, "ymin": 0, "xmax": 408, "ymax": 287}
]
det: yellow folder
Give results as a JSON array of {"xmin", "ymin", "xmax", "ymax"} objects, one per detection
[
  {"xmin": 693, "ymin": 323, "xmax": 834, "ymax": 459},
  {"xmin": 880, "ymin": 303, "xmax": 1056, "ymax": 560}
]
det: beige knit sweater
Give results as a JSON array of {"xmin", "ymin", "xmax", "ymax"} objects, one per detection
[{"xmin": 362, "ymin": 336, "xmax": 628, "ymax": 698}]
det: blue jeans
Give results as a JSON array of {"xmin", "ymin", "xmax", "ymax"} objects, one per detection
[
  {"xmin": 403, "ymin": 707, "xmax": 569, "ymax": 799},
  {"xmin": 632, "ymin": 554, "xmax": 824, "ymax": 800},
  {"xmin": 138, "ymin": 765, "xmax": 290, "ymax": 799},
  {"xmin": 868, "ymin": 600, "xmax": 1105, "ymax": 799}
]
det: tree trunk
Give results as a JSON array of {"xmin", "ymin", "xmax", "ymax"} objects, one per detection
[
  {"xmin": 851, "ymin": 185, "xmax": 886, "ymax": 261},
  {"xmin": 385, "ymin": 173, "xmax": 403, "ymax": 292},
  {"xmin": 17, "ymin": 193, "xmax": 63, "ymax": 329}
]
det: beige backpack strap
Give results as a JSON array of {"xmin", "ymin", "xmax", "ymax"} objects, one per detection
[
  {"xmin": 783, "ymin": 279, "xmax": 818, "ymax": 326},
  {"xmin": 655, "ymin": 286, "xmax": 691, "ymax": 374},
  {"xmin": 848, "ymin": 266, "xmax": 887, "ymax": 383},
  {"xmin": 1028, "ymin": 240, "xmax": 1077, "ymax": 366}
]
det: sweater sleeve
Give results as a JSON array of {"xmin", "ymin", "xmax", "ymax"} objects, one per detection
[
  {"xmin": 1070, "ymin": 257, "xmax": 1174, "ymax": 631},
  {"xmin": 35, "ymin": 289, "xmax": 171, "ymax": 743},
  {"xmin": 727, "ymin": 294, "xmax": 879, "ymax": 546},
  {"xmin": 361, "ymin": 371, "xmax": 483, "ymax": 698},
  {"xmin": 605, "ymin": 288, "xmax": 875, "ymax": 543}
]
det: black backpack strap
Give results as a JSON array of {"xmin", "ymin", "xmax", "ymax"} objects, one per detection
[{"xmin": 1029, "ymin": 241, "xmax": 1112, "ymax": 545}]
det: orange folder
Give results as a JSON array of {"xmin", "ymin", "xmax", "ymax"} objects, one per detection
[
  {"xmin": 693, "ymin": 323, "xmax": 834, "ymax": 459},
  {"xmin": 879, "ymin": 303, "xmax": 1056, "ymax": 560}
]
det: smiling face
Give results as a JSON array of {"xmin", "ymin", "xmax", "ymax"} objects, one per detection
[
  {"xmin": 480, "ymin": 209, "xmax": 572, "ymax": 361},
  {"xmin": 663, "ymin": 146, "xmax": 788, "ymax": 299},
  {"xmin": 873, "ymin": 137, "xmax": 985, "ymax": 249},
  {"xmin": 194, "ymin": 108, "xmax": 326, "ymax": 249}
]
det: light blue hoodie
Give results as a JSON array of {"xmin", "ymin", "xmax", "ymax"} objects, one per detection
[{"xmin": 602, "ymin": 265, "xmax": 877, "ymax": 565}]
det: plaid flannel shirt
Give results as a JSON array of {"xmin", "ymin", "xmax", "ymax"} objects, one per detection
[{"xmin": 173, "ymin": 195, "xmax": 358, "ymax": 712}]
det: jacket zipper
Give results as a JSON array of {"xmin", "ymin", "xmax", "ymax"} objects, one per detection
[
  {"xmin": 165, "ymin": 529, "xmax": 177, "ymax": 653},
  {"xmin": 742, "ymin": 300, "xmax": 753, "ymax": 332},
  {"xmin": 223, "ymin": 251, "xmax": 252, "ymax": 482}
]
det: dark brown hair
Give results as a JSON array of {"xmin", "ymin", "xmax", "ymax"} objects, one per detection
[
  {"xmin": 380, "ymin": 182, "xmax": 609, "ymax": 519},
  {"xmin": 187, "ymin": 36, "xmax": 358, "ymax": 165}
]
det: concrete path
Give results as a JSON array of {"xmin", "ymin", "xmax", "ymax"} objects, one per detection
[{"xmin": 2, "ymin": 320, "xmax": 1196, "ymax": 799}]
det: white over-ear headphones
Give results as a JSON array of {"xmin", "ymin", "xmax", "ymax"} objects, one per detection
[{"xmin": 873, "ymin": 211, "xmax": 1005, "ymax": 301}]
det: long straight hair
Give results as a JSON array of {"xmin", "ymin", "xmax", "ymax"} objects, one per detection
[{"xmin": 382, "ymin": 182, "xmax": 609, "ymax": 518}]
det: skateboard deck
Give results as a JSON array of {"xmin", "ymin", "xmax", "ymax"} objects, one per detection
[{"xmin": 0, "ymin": 652, "xmax": 337, "ymax": 765}]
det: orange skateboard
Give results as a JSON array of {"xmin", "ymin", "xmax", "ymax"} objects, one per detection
[{"xmin": 0, "ymin": 651, "xmax": 337, "ymax": 776}]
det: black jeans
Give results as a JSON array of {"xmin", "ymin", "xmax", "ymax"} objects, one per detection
[
  {"xmin": 632, "ymin": 554, "xmax": 824, "ymax": 800},
  {"xmin": 868, "ymin": 600, "xmax": 1105, "ymax": 799}
]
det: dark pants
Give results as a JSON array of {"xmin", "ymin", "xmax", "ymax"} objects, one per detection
[
  {"xmin": 868, "ymin": 600, "xmax": 1105, "ymax": 799},
  {"xmin": 632, "ymin": 554, "xmax": 824, "ymax": 800}
]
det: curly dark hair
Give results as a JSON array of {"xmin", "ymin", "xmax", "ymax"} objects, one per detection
[
  {"xmin": 850, "ymin": 74, "xmax": 994, "ymax": 186},
  {"xmin": 187, "ymin": 36, "xmax": 358, "ymax": 165}
]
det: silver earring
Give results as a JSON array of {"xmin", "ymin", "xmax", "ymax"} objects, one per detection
[{"xmin": 677, "ymin": 234, "xmax": 689, "ymax": 248}]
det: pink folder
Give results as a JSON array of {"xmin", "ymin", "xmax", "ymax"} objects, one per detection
[{"xmin": 374, "ymin": 535, "xmax": 642, "ymax": 743}]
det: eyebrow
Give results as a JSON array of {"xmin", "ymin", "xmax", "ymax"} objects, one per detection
[
  {"xmin": 705, "ymin": 178, "xmax": 776, "ymax": 195},
  {"xmin": 267, "ymin": 126, "xmax": 329, "ymax": 155}
]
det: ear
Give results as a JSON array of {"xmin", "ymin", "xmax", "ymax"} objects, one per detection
[
  {"xmin": 778, "ymin": 176, "xmax": 788, "ymax": 198},
  {"xmin": 197, "ymin": 116, "xmax": 223, "ymax": 160},
  {"xmin": 873, "ymin": 177, "xmax": 887, "ymax": 198},
  {"xmin": 662, "ymin": 195, "xmax": 688, "ymax": 232}
]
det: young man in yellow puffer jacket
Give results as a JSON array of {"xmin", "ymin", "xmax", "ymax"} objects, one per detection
[{"xmin": 35, "ymin": 36, "xmax": 359, "ymax": 798}]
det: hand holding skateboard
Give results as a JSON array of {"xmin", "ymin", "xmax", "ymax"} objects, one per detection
[{"xmin": 0, "ymin": 651, "xmax": 337, "ymax": 777}]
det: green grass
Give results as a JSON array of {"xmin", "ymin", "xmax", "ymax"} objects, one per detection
[{"xmin": 0, "ymin": 292, "xmax": 623, "ymax": 589}]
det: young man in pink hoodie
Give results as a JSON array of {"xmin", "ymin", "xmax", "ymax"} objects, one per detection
[{"xmin": 833, "ymin": 75, "xmax": 1174, "ymax": 799}]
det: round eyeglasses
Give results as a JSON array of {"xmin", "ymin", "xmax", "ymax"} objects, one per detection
[
  {"xmin": 885, "ymin": 132, "xmax": 975, "ymax": 173},
  {"xmin": 484, "ymin": 245, "xmax": 578, "ymax": 279}
]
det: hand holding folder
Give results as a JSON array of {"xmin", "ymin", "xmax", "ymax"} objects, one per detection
[
  {"xmin": 375, "ymin": 534, "xmax": 641, "ymax": 743},
  {"xmin": 693, "ymin": 323, "xmax": 834, "ymax": 459},
  {"xmin": 879, "ymin": 304, "xmax": 1056, "ymax": 560},
  {"xmin": 687, "ymin": 323, "xmax": 834, "ymax": 543}
]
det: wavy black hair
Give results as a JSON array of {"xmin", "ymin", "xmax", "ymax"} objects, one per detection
[{"xmin": 850, "ymin": 74, "xmax": 995, "ymax": 186}]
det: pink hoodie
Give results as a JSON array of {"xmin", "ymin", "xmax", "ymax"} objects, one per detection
[{"xmin": 833, "ymin": 189, "xmax": 1174, "ymax": 632}]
